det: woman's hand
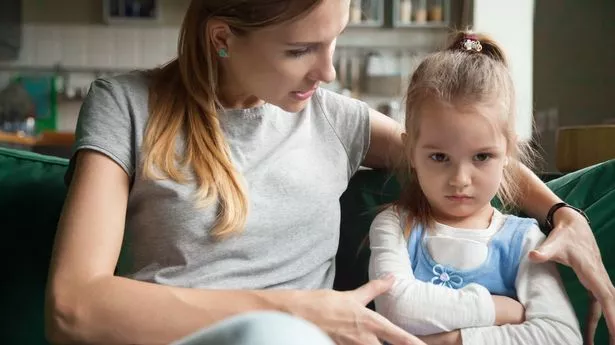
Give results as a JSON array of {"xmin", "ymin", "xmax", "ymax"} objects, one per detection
[
  {"xmin": 529, "ymin": 207, "xmax": 615, "ymax": 345},
  {"xmin": 418, "ymin": 330, "xmax": 462, "ymax": 345},
  {"xmin": 288, "ymin": 276, "xmax": 426, "ymax": 345},
  {"xmin": 492, "ymin": 295, "xmax": 525, "ymax": 326}
]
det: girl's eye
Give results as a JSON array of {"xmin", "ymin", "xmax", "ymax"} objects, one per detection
[
  {"xmin": 474, "ymin": 153, "xmax": 492, "ymax": 162},
  {"xmin": 286, "ymin": 47, "xmax": 313, "ymax": 58},
  {"xmin": 429, "ymin": 153, "xmax": 448, "ymax": 162}
]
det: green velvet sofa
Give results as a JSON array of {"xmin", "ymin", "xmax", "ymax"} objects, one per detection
[{"xmin": 1, "ymin": 146, "xmax": 614, "ymax": 344}]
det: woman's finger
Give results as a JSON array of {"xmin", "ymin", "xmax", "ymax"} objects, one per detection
[
  {"xmin": 564, "ymin": 236, "xmax": 615, "ymax": 342},
  {"xmin": 584, "ymin": 295, "xmax": 602, "ymax": 345},
  {"xmin": 368, "ymin": 310, "xmax": 427, "ymax": 345},
  {"xmin": 328, "ymin": 333, "xmax": 381, "ymax": 345},
  {"xmin": 529, "ymin": 225, "xmax": 569, "ymax": 265},
  {"xmin": 347, "ymin": 275, "xmax": 395, "ymax": 306},
  {"xmin": 600, "ymin": 290, "xmax": 615, "ymax": 345}
]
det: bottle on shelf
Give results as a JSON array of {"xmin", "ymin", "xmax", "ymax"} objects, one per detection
[
  {"xmin": 350, "ymin": 0, "xmax": 362, "ymax": 24},
  {"xmin": 399, "ymin": 0, "xmax": 412, "ymax": 24}
]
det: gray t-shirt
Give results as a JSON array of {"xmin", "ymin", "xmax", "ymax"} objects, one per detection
[{"xmin": 68, "ymin": 72, "xmax": 370, "ymax": 290}]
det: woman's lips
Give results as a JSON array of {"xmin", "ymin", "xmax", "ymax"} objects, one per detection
[{"xmin": 291, "ymin": 88, "xmax": 317, "ymax": 100}]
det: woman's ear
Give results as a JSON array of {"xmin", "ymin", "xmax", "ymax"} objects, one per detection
[{"xmin": 207, "ymin": 19, "xmax": 233, "ymax": 54}]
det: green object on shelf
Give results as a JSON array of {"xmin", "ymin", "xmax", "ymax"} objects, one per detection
[{"xmin": 14, "ymin": 74, "xmax": 58, "ymax": 133}]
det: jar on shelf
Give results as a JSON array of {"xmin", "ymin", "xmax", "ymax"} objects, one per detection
[
  {"xmin": 428, "ymin": 0, "xmax": 443, "ymax": 22},
  {"xmin": 414, "ymin": 0, "xmax": 428, "ymax": 24},
  {"xmin": 348, "ymin": 0, "xmax": 384, "ymax": 27}
]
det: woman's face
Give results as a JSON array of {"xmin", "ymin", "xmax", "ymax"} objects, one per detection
[{"xmin": 220, "ymin": 0, "xmax": 349, "ymax": 111}]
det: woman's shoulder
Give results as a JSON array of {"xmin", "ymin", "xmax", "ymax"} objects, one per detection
[
  {"xmin": 89, "ymin": 70, "xmax": 150, "ymax": 100},
  {"xmin": 312, "ymin": 87, "xmax": 367, "ymax": 115},
  {"xmin": 81, "ymin": 71, "xmax": 152, "ymax": 126}
]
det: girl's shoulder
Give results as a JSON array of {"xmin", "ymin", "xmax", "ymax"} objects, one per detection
[
  {"xmin": 371, "ymin": 205, "xmax": 409, "ymax": 230},
  {"xmin": 499, "ymin": 213, "xmax": 540, "ymax": 231}
]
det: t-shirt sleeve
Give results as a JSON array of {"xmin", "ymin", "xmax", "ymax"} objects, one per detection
[
  {"xmin": 314, "ymin": 88, "xmax": 370, "ymax": 177},
  {"xmin": 65, "ymin": 78, "xmax": 136, "ymax": 185}
]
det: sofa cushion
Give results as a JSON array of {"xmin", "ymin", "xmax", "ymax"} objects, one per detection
[
  {"xmin": 546, "ymin": 160, "xmax": 615, "ymax": 345},
  {"xmin": 0, "ymin": 147, "xmax": 68, "ymax": 345}
]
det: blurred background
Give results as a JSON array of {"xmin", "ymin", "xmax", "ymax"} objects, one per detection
[{"xmin": 0, "ymin": 0, "xmax": 613, "ymax": 173}]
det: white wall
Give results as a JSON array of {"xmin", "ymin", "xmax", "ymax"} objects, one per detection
[
  {"xmin": 4, "ymin": 24, "xmax": 179, "ymax": 71},
  {"xmin": 473, "ymin": 0, "xmax": 534, "ymax": 140}
]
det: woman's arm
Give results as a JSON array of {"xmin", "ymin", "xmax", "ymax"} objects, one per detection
[
  {"xmin": 518, "ymin": 163, "xmax": 615, "ymax": 341},
  {"xmin": 369, "ymin": 208, "xmax": 505, "ymax": 335},
  {"xmin": 363, "ymin": 109, "xmax": 404, "ymax": 169},
  {"xmin": 458, "ymin": 225, "xmax": 583, "ymax": 345},
  {"xmin": 45, "ymin": 150, "xmax": 280, "ymax": 344},
  {"xmin": 45, "ymin": 150, "xmax": 423, "ymax": 345}
]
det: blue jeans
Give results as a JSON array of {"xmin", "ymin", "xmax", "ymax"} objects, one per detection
[{"xmin": 171, "ymin": 311, "xmax": 335, "ymax": 345}]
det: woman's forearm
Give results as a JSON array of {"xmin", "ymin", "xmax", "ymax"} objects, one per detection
[
  {"xmin": 517, "ymin": 163, "xmax": 561, "ymax": 222},
  {"xmin": 46, "ymin": 275, "xmax": 295, "ymax": 345}
]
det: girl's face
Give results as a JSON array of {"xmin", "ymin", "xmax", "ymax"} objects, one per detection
[
  {"xmin": 410, "ymin": 100, "xmax": 509, "ymax": 228},
  {"xmin": 218, "ymin": 0, "xmax": 350, "ymax": 111}
]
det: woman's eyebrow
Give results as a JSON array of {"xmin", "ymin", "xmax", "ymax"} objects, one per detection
[{"xmin": 285, "ymin": 21, "xmax": 348, "ymax": 46}]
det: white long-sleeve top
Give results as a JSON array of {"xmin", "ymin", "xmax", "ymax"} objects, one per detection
[{"xmin": 368, "ymin": 207, "xmax": 582, "ymax": 345}]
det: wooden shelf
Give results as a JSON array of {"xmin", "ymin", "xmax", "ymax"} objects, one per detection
[
  {"xmin": 0, "ymin": 130, "xmax": 74, "ymax": 147},
  {"xmin": 0, "ymin": 131, "xmax": 36, "ymax": 146},
  {"xmin": 338, "ymin": 28, "xmax": 449, "ymax": 49}
]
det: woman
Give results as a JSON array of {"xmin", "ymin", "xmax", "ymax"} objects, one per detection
[{"xmin": 45, "ymin": 0, "xmax": 614, "ymax": 344}]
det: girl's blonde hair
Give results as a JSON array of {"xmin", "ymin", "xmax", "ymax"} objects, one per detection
[
  {"xmin": 395, "ymin": 31, "xmax": 535, "ymax": 237},
  {"xmin": 142, "ymin": 0, "xmax": 322, "ymax": 240}
]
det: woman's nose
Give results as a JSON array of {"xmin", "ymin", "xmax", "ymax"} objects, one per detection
[
  {"xmin": 315, "ymin": 55, "xmax": 336, "ymax": 83},
  {"xmin": 311, "ymin": 44, "xmax": 337, "ymax": 83}
]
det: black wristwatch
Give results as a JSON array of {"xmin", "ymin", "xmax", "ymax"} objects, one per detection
[{"xmin": 545, "ymin": 202, "xmax": 591, "ymax": 231}]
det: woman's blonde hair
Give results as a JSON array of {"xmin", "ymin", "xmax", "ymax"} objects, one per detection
[
  {"xmin": 142, "ymin": 0, "xmax": 322, "ymax": 239},
  {"xmin": 395, "ymin": 31, "xmax": 535, "ymax": 237}
]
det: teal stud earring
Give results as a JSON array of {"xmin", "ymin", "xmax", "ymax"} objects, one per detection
[{"xmin": 217, "ymin": 48, "xmax": 229, "ymax": 58}]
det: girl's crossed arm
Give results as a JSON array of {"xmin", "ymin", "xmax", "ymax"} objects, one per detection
[{"xmin": 368, "ymin": 208, "xmax": 522, "ymax": 336}]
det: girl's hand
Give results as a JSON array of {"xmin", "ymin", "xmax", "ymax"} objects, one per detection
[
  {"xmin": 492, "ymin": 295, "xmax": 525, "ymax": 325},
  {"xmin": 419, "ymin": 330, "xmax": 462, "ymax": 345},
  {"xmin": 529, "ymin": 207, "xmax": 615, "ymax": 345},
  {"xmin": 288, "ymin": 276, "xmax": 427, "ymax": 345}
]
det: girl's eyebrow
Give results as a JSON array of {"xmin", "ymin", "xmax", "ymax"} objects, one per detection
[
  {"xmin": 419, "ymin": 145, "xmax": 500, "ymax": 151},
  {"xmin": 475, "ymin": 146, "xmax": 499, "ymax": 151},
  {"xmin": 420, "ymin": 144, "xmax": 443, "ymax": 150}
]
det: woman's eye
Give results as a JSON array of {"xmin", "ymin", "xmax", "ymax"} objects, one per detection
[
  {"xmin": 474, "ymin": 153, "xmax": 492, "ymax": 162},
  {"xmin": 286, "ymin": 47, "xmax": 312, "ymax": 58},
  {"xmin": 429, "ymin": 153, "xmax": 448, "ymax": 162}
]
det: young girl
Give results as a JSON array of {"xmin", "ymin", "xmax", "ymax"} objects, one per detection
[{"xmin": 369, "ymin": 32, "xmax": 583, "ymax": 344}]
